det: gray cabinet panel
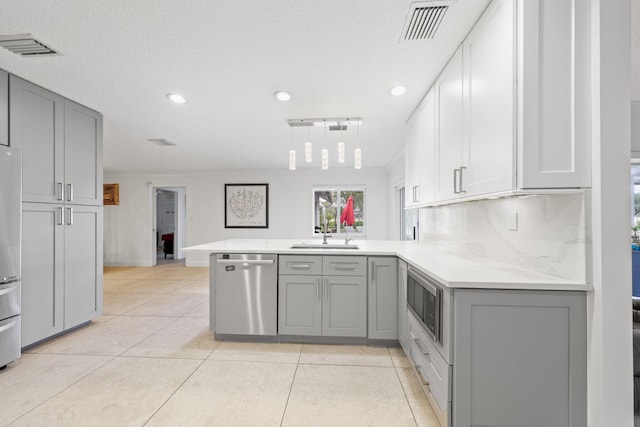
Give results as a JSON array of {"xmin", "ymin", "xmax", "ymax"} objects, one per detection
[
  {"xmin": 278, "ymin": 275, "xmax": 322, "ymax": 336},
  {"xmin": 323, "ymin": 276, "xmax": 366, "ymax": 337},
  {"xmin": 368, "ymin": 257, "xmax": 398, "ymax": 340},
  {"xmin": 21, "ymin": 203, "xmax": 64, "ymax": 346},
  {"xmin": 279, "ymin": 255, "xmax": 322, "ymax": 275},
  {"xmin": 10, "ymin": 76, "xmax": 64, "ymax": 203},
  {"xmin": 64, "ymin": 100, "xmax": 102, "ymax": 206},
  {"xmin": 63, "ymin": 206, "xmax": 103, "ymax": 329},
  {"xmin": 322, "ymin": 256, "xmax": 366, "ymax": 276},
  {"xmin": 398, "ymin": 260, "xmax": 410, "ymax": 353},
  {"xmin": 453, "ymin": 289, "xmax": 586, "ymax": 427},
  {"xmin": 0, "ymin": 70, "xmax": 7, "ymax": 146}
]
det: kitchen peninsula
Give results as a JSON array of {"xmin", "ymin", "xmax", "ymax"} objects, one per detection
[{"xmin": 185, "ymin": 238, "xmax": 589, "ymax": 427}]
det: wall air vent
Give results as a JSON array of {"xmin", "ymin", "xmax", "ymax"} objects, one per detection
[
  {"xmin": 0, "ymin": 34, "xmax": 58, "ymax": 56},
  {"xmin": 400, "ymin": 1, "xmax": 453, "ymax": 41},
  {"xmin": 147, "ymin": 138, "xmax": 176, "ymax": 147}
]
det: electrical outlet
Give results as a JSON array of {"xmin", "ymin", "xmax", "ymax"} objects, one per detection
[{"xmin": 508, "ymin": 211, "xmax": 518, "ymax": 231}]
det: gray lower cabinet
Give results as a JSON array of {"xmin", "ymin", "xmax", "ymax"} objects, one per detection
[
  {"xmin": 368, "ymin": 257, "xmax": 398, "ymax": 339},
  {"xmin": 452, "ymin": 289, "xmax": 586, "ymax": 427},
  {"xmin": 398, "ymin": 260, "xmax": 410, "ymax": 354},
  {"xmin": 0, "ymin": 69, "xmax": 7, "ymax": 146},
  {"xmin": 21, "ymin": 203, "xmax": 103, "ymax": 347},
  {"xmin": 278, "ymin": 256, "xmax": 366, "ymax": 338}
]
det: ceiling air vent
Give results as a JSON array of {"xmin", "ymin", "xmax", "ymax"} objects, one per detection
[
  {"xmin": 0, "ymin": 34, "xmax": 58, "ymax": 56},
  {"xmin": 147, "ymin": 138, "xmax": 176, "ymax": 147},
  {"xmin": 400, "ymin": 1, "xmax": 452, "ymax": 41}
]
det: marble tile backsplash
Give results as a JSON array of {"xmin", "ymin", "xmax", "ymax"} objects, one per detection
[{"xmin": 418, "ymin": 193, "xmax": 589, "ymax": 283}]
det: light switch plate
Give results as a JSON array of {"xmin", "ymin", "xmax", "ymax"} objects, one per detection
[{"xmin": 508, "ymin": 211, "xmax": 518, "ymax": 231}]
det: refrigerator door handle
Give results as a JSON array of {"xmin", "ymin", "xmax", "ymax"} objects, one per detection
[{"xmin": 0, "ymin": 276, "xmax": 19, "ymax": 285}]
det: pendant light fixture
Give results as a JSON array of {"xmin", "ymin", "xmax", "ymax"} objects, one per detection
[{"xmin": 286, "ymin": 117, "xmax": 363, "ymax": 170}]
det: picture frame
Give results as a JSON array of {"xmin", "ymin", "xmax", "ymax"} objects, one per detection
[
  {"xmin": 224, "ymin": 183, "xmax": 269, "ymax": 228},
  {"xmin": 103, "ymin": 183, "xmax": 120, "ymax": 205}
]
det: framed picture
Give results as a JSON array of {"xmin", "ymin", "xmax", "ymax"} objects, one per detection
[
  {"xmin": 103, "ymin": 183, "xmax": 120, "ymax": 205},
  {"xmin": 225, "ymin": 183, "xmax": 269, "ymax": 228}
]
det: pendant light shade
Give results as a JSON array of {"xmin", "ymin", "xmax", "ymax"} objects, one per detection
[
  {"xmin": 321, "ymin": 149, "xmax": 329, "ymax": 170},
  {"xmin": 289, "ymin": 150, "xmax": 296, "ymax": 170},
  {"xmin": 338, "ymin": 142, "xmax": 345, "ymax": 163},
  {"xmin": 305, "ymin": 142, "xmax": 312, "ymax": 162},
  {"xmin": 354, "ymin": 148, "xmax": 362, "ymax": 170}
]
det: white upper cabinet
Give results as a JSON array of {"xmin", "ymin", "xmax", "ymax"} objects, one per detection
[
  {"xmin": 463, "ymin": 0, "xmax": 515, "ymax": 197},
  {"xmin": 406, "ymin": 0, "xmax": 590, "ymax": 206},
  {"xmin": 405, "ymin": 88, "xmax": 436, "ymax": 207},
  {"xmin": 0, "ymin": 70, "xmax": 7, "ymax": 146},
  {"xmin": 435, "ymin": 47, "xmax": 464, "ymax": 201}
]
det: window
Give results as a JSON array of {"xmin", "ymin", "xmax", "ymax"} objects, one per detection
[{"xmin": 312, "ymin": 188, "xmax": 365, "ymax": 237}]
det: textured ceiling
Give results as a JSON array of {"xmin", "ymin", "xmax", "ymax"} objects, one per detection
[{"xmin": 1, "ymin": 0, "xmax": 498, "ymax": 172}]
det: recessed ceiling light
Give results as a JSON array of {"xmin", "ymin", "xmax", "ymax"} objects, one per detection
[
  {"xmin": 166, "ymin": 93, "xmax": 186, "ymax": 104},
  {"xmin": 389, "ymin": 86, "xmax": 407, "ymax": 96},
  {"xmin": 274, "ymin": 91, "xmax": 292, "ymax": 101}
]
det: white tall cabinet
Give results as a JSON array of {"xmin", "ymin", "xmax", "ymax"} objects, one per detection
[
  {"xmin": 10, "ymin": 75, "xmax": 103, "ymax": 347},
  {"xmin": 0, "ymin": 70, "xmax": 7, "ymax": 146}
]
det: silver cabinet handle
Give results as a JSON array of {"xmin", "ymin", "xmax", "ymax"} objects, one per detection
[
  {"xmin": 57, "ymin": 207, "xmax": 64, "ymax": 226},
  {"xmin": 453, "ymin": 169, "xmax": 459, "ymax": 194},
  {"xmin": 412, "ymin": 185, "xmax": 420, "ymax": 203},
  {"xmin": 459, "ymin": 166, "xmax": 466, "ymax": 193},
  {"xmin": 316, "ymin": 278, "xmax": 321, "ymax": 301},
  {"xmin": 67, "ymin": 183, "xmax": 73, "ymax": 201},
  {"xmin": 324, "ymin": 278, "xmax": 329, "ymax": 301},
  {"xmin": 289, "ymin": 264, "xmax": 311, "ymax": 270},
  {"xmin": 414, "ymin": 338, "xmax": 429, "ymax": 356},
  {"xmin": 58, "ymin": 182, "xmax": 64, "ymax": 201},
  {"xmin": 332, "ymin": 264, "xmax": 357, "ymax": 271},
  {"xmin": 67, "ymin": 207, "xmax": 73, "ymax": 226},
  {"xmin": 370, "ymin": 261, "xmax": 375, "ymax": 281}
]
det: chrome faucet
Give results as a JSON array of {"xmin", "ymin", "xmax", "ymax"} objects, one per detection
[{"xmin": 343, "ymin": 221, "xmax": 353, "ymax": 245}]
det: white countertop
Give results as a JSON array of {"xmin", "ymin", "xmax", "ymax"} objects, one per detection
[{"xmin": 183, "ymin": 239, "xmax": 590, "ymax": 291}]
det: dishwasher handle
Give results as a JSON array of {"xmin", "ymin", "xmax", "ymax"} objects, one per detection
[{"xmin": 216, "ymin": 259, "xmax": 275, "ymax": 266}]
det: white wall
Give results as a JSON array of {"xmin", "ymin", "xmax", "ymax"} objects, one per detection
[{"xmin": 104, "ymin": 167, "xmax": 391, "ymax": 267}]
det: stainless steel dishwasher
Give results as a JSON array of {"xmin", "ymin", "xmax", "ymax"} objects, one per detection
[{"xmin": 213, "ymin": 253, "xmax": 277, "ymax": 337}]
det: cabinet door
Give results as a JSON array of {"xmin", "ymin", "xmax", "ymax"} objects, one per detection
[
  {"xmin": 323, "ymin": 276, "xmax": 366, "ymax": 337},
  {"xmin": 435, "ymin": 47, "xmax": 464, "ymax": 201},
  {"xmin": 10, "ymin": 76, "xmax": 65, "ymax": 203},
  {"xmin": 64, "ymin": 205, "xmax": 103, "ymax": 329},
  {"xmin": 405, "ymin": 109, "xmax": 421, "ymax": 207},
  {"xmin": 368, "ymin": 257, "xmax": 398, "ymax": 340},
  {"xmin": 405, "ymin": 88, "xmax": 436, "ymax": 206},
  {"xmin": 64, "ymin": 100, "xmax": 103, "ymax": 206},
  {"xmin": 0, "ymin": 70, "xmax": 7, "ymax": 146},
  {"xmin": 463, "ymin": 0, "xmax": 515, "ymax": 196},
  {"xmin": 21, "ymin": 203, "xmax": 64, "ymax": 347},
  {"xmin": 278, "ymin": 275, "xmax": 322, "ymax": 336},
  {"xmin": 453, "ymin": 289, "xmax": 586, "ymax": 427},
  {"xmin": 398, "ymin": 260, "xmax": 410, "ymax": 354}
]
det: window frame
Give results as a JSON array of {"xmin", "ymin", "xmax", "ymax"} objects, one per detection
[{"xmin": 311, "ymin": 186, "xmax": 366, "ymax": 238}]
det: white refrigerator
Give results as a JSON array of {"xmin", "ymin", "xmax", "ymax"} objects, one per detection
[{"xmin": 0, "ymin": 146, "xmax": 21, "ymax": 369}]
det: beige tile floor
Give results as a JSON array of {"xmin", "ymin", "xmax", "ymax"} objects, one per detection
[{"xmin": 1, "ymin": 262, "xmax": 440, "ymax": 427}]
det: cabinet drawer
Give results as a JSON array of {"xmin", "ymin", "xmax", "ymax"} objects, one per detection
[
  {"xmin": 322, "ymin": 256, "xmax": 366, "ymax": 276},
  {"xmin": 0, "ymin": 315, "xmax": 20, "ymax": 365},
  {"xmin": 0, "ymin": 281, "xmax": 20, "ymax": 320},
  {"xmin": 279, "ymin": 255, "xmax": 322, "ymax": 275},
  {"xmin": 408, "ymin": 312, "xmax": 450, "ymax": 412}
]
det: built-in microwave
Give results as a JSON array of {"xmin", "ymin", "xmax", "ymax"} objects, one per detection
[{"xmin": 407, "ymin": 266, "xmax": 442, "ymax": 344}]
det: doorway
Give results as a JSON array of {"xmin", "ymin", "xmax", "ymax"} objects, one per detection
[{"xmin": 152, "ymin": 186, "xmax": 186, "ymax": 266}]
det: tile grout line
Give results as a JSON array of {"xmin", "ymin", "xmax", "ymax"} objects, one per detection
[
  {"xmin": 388, "ymin": 346, "xmax": 421, "ymax": 427},
  {"xmin": 5, "ymin": 354, "xmax": 117, "ymax": 426},
  {"xmin": 278, "ymin": 343, "xmax": 304, "ymax": 427}
]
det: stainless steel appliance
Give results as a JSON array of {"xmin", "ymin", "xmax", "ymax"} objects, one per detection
[
  {"xmin": 213, "ymin": 253, "xmax": 277, "ymax": 337},
  {"xmin": 0, "ymin": 146, "xmax": 21, "ymax": 369},
  {"xmin": 407, "ymin": 266, "xmax": 442, "ymax": 344}
]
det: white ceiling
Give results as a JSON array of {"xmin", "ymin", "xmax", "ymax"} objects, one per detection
[{"xmin": 0, "ymin": 0, "xmax": 495, "ymax": 173}]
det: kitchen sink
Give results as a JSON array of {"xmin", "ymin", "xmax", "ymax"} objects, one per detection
[{"xmin": 290, "ymin": 243, "xmax": 359, "ymax": 250}]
